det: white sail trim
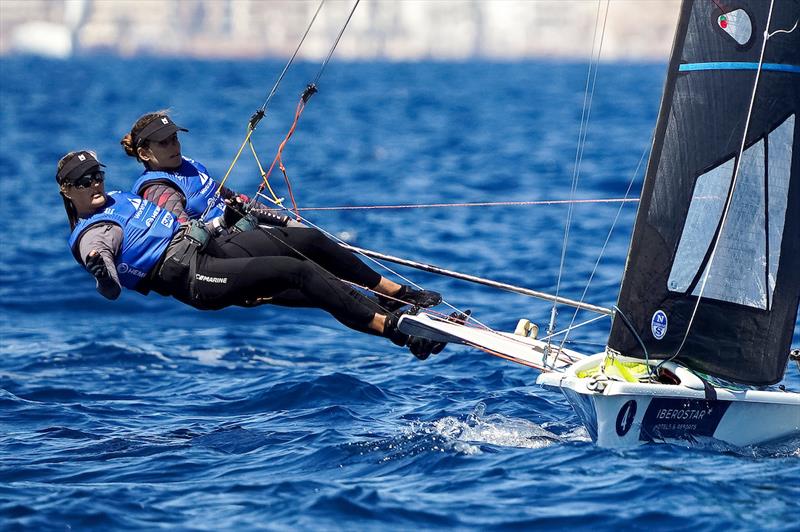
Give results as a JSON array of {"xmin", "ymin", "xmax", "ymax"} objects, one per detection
[{"xmin": 667, "ymin": 114, "xmax": 794, "ymax": 310}]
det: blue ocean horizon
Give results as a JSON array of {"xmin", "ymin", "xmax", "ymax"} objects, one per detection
[{"xmin": 1, "ymin": 56, "xmax": 798, "ymax": 530}]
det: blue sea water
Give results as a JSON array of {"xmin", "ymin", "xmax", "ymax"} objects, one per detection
[{"xmin": 1, "ymin": 56, "xmax": 798, "ymax": 530}]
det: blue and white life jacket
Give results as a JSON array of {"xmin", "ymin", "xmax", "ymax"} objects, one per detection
[
  {"xmin": 131, "ymin": 157, "xmax": 226, "ymax": 222},
  {"xmin": 69, "ymin": 191, "xmax": 180, "ymax": 289}
]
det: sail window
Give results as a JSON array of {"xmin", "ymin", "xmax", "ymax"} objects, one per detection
[
  {"xmin": 667, "ymin": 114, "xmax": 794, "ymax": 310},
  {"xmin": 668, "ymin": 159, "xmax": 734, "ymax": 293},
  {"xmin": 766, "ymin": 115, "xmax": 794, "ymax": 298}
]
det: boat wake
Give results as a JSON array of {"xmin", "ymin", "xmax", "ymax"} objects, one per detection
[
  {"xmin": 410, "ymin": 402, "xmax": 591, "ymax": 451},
  {"xmin": 347, "ymin": 402, "xmax": 591, "ymax": 464}
]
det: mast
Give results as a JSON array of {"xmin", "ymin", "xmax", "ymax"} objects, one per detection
[{"xmin": 607, "ymin": 0, "xmax": 800, "ymax": 385}]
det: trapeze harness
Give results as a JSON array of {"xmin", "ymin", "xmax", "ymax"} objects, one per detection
[
  {"xmin": 131, "ymin": 157, "xmax": 226, "ymax": 222},
  {"xmin": 68, "ymin": 191, "xmax": 210, "ymax": 296}
]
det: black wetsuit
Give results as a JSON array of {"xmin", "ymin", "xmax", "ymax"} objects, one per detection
[
  {"xmin": 179, "ymin": 228, "xmax": 385, "ymax": 333},
  {"xmin": 202, "ymin": 226, "xmax": 385, "ymax": 318},
  {"xmin": 210, "ymin": 226, "xmax": 380, "ymax": 284},
  {"xmin": 77, "ymin": 223, "xmax": 386, "ymax": 335},
  {"xmin": 137, "ymin": 181, "xmax": 384, "ymax": 314}
]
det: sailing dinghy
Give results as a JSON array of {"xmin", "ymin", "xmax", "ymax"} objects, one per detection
[{"xmin": 399, "ymin": 0, "xmax": 800, "ymax": 447}]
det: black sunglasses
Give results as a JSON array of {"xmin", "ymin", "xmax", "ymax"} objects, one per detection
[{"xmin": 69, "ymin": 171, "xmax": 105, "ymax": 189}]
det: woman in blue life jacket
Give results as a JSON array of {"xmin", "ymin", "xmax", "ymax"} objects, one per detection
[
  {"xmin": 120, "ymin": 111, "xmax": 440, "ymax": 312},
  {"xmin": 57, "ymin": 150, "xmax": 446, "ymax": 359}
]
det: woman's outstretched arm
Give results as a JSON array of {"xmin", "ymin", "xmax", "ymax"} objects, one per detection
[{"xmin": 75, "ymin": 223, "xmax": 123, "ymax": 300}]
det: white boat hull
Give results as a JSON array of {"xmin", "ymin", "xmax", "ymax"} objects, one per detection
[
  {"xmin": 537, "ymin": 354, "xmax": 800, "ymax": 448},
  {"xmin": 397, "ymin": 315, "xmax": 799, "ymax": 448}
]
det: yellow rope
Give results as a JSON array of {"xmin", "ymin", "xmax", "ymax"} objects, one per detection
[
  {"xmin": 214, "ymin": 123, "xmax": 283, "ymax": 205},
  {"xmin": 248, "ymin": 137, "xmax": 282, "ymax": 204},
  {"xmin": 215, "ymin": 127, "xmax": 255, "ymax": 196}
]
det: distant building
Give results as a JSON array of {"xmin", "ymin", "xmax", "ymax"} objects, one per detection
[{"xmin": 0, "ymin": 0, "xmax": 680, "ymax": 60}]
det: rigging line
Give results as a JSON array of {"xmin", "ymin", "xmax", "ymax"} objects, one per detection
[
  {"xmin": 550, "ymin": 0, "xmax": 610, "ymax": 340},
  {"xmin": 313, "ymin": 0, "xmax": 360, "ymax": 87},
  {"xmin": 551, "ymin": 0, "xmax": 602, "ymax": 332},
  {"xmin": 215, "ymin": 0, "xmax": 325, "ymax": 195},
  {"xmin": 612, "ymin": 305, "xmax": 652, "ymax": 375},
  {"xmin": 248, "ymin": 136, "xmax": 282, "ymax": 202},
  {"xmin": 254, "ymin": 193, "xmax": 597, "ymax": 369},
  {"xmin": 257, "ymin": 0, "xmax": 326, "ymax": 116},
  {"xmin": 295, "ymin": 198, "xmax": 640, "ymax": 212},
  {"xmin": 768, "ymin": 19, "xmax": 798, "ymax": 37},
  {"xmin": 540, "ymin": 314, "xmax": 609, "ymax": 342},
  {"xmin": 709, "ymin": 0, "xmax": 728, "ymax": 13},
  {"xmin": 661, "ymin": 0, "xmax": 777, "ymax": 370},
  {"xmin": 239, "ymin": 216, "xmax": 407, "ymax": 321},
  {"xmin": 257, "ymin": 190, "xmax": 612, "ymax": 365},
  {"xmin": 558, "ymin": 134, "xmax": 652, "ymax": 352},
  {"xmin": 257, "ymin": 96, "xmax": 308, "ymax": 217},
  {"xmin": 254, "ymin": 192, "xmax": 522, "ymax": 336},
  {"xmin": 248, "ymin": 0, "xmax": 361, "ymax": 216},
  {"xmin": 333, "ymin": 241, "xmax": 614, "ymax": 316},
  {"xmin": 255, "ymin": 190, "xmax": 613, "ymax": 314}
]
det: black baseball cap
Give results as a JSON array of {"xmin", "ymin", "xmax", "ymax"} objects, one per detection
[
  {"xmin": 56, "ymin": 151, "xmax": 106, "ymax": 184},
  {"xmin": 135, "ymin": 115, "xmax": 188, "ymax": 146}
]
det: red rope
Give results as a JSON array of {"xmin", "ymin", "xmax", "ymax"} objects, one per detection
[{"xmin": 258, "ymin": 96, "xmax": 308, "ymax": 219}]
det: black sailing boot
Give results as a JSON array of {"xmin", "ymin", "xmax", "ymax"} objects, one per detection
[
  {"xmin": 382, "ymin": 310, "xmax": 445, "ymax": 360},
  {"xmin": 379, "ymin": 285, "xmax": 442, "ymax": 312},
  {"xmin": 382, "ymin": 311, "xmax": 410, "ymax": 347},
  {"xmin": 408, "ymin": 310, "xmax": 471, "ymax": 360}
]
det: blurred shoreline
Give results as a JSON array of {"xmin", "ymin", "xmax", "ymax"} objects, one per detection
[{"xmin": 1, "ymin": 0, "xmax": 681, "ymax": 61}]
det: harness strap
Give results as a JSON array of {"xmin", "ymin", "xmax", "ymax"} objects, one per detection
[
  {"xmin": 187, "ymin": 245, "xmax": 200, "ymax": 300},
  {"xmin": 185, "ymin": 219, "xmax": 211, "ymax": 249},
  {"xmin": 156, "ymin": 220, "xmax": 210, "ymax": 300}
]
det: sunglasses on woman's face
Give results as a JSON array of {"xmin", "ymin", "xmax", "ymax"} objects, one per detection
[{"xmin": 69, "ymin": 171, "xmax": 105, "ymax": 189}]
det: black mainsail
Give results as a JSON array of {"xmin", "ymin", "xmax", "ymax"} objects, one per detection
[{"xmin": 607, "ymin": 0, "xmax": 800, "ymax": 385}]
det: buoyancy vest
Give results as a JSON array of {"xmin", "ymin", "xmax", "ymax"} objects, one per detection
[
  {"xmin": 68, "ymin": 191, "xmax": 180, "ymax": 289},
  {"xmin": 131, "ymin": 157, "xmax": 226, "ymax": 222}
]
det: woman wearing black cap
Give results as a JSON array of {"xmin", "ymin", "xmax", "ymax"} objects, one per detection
[
  {"xmin": 120, "ymin": 111, "xmax": 441, "ymax": 312},
  {"xmin": 57, "ymin": 150, "xmax": 446, "ymax": 359}
]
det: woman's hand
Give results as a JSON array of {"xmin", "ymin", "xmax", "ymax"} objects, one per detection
[
  {"xmin": 85, "ymin": 250, "xmax": 110, "ymax": 280},
  {"xmin": 223, "ymin": 194, "xmax": 249, "ymax": 227}
]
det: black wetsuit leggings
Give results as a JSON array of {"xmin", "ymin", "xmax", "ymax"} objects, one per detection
[
  {"xmin": 211, "ymin": 226, "xmax": 382, "ymax": 289},
  {"xmin": 177, "ymin": 227, "xmax": 386, "ymax": 334}
]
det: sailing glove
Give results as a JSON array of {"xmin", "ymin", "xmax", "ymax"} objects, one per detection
[
  {"xmin": 223, "ymin": 195, "xmax": 247, "ymax": 227},
  {"xmin": 85, "ymin": 252, "xmax": 110, "ymax": 280}
]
